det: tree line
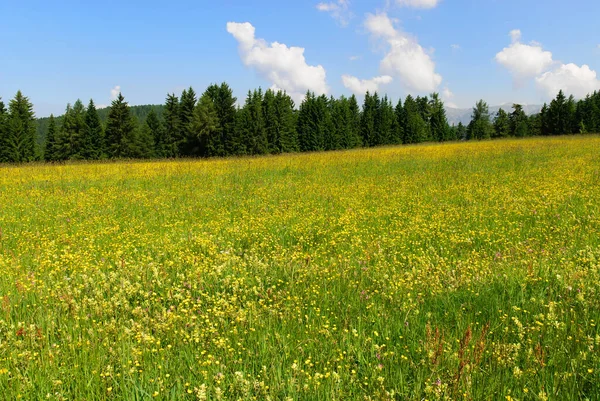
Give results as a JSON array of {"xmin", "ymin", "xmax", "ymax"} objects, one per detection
[{"xmin": 1, "ymin": 85, "xmax": 599, "ymax": 163}]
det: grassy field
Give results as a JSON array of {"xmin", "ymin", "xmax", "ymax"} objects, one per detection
[{"xmin": 0, "ymin": 136, "xmax": 599, "ymax": 400}]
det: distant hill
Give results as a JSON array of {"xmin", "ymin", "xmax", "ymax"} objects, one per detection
[
  {"xmin": 446, "ymin": 104, "xmax": 542, "ymax": 126},
  {"xmin": 35, "ymin": 104, "xmax": 165, "ymax": 144}
]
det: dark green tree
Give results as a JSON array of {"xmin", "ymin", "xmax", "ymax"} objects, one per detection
[
  {"xmin": 162, "ymin": 94, "xmax": 180, "ymax": 157},
  {"xmin": 179, "ymin": 87, "xmax": 197, "ymax": 156},
  {"xmin": 493, "ymin": 108, "xmax": 511, "ymax": 138},
  {"xmin": 205, "ymin": 83, "xmax": 237, "ymax": 156},
  {"xmin": 274, "ymin": 91, "xmax": 298, "ymax": 153},
  {"xmin": 510, "ymin": 104, "xmax": 529, "ymax": 137},
  {"xmin": 193, "ymin": 91, "xmax": 221, "ymax": 157},
  {"xmin": 4, "ymin": 91, "xmax": 37, "ymax": 162},
  {"xmin": 428, "ymin": 93, "xmax": 450, "ymax": 142},
  {"xmin": 403, "ymin": 95, "xmax": 428, "ymax": 144},
  {"xmin": 361, "ymin": 92, "xmax": 377, "ymax": 147},
  {"xmin": 104, "ymin": 93, "xmax": 138, "ymax": 158},
  {"xmin": 83, "ymin": 99, "xmax": 104, "ymax": 159},
  {"xmin": 467, "ymin": 100, "xmax": 493, "ymax": 140},
  {"xmin": 44, "ymin": 114, "xmax": 58, "ymax": 161}
]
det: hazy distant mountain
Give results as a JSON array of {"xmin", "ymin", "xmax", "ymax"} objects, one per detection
[{"xmin": 446, "ymin": 104, "xmax": 543, "ymax": 126}]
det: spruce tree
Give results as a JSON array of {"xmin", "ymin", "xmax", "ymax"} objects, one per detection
[
  {"xmin": 428, "ymin": 93, "xmax": 450, "ymax": 142},
  {"xmin": 403, "ymin": 95, "xmax": 428, "ymax": 144},
  {"xmin": 162, "ymin": 94, "xmax": 180, "ymax": 157},
  {"xmin": 205, "ymin": 83, "xmax": 237, "ymax": 156},
  {"xmin": 144, "ymin": 109, "xmax": 165, "ymax": 158},
  {"xmin": 393, "ymin": 99, "xmax": 405, "ymax": 145},
  {"xmin": 263, "ymin": 89, "xmax": 279, "ymax": 153},
  {"xmin": 5, "ymin": 91, "xmax": 37, "ymax": 162},
  {"xmin": 44, "ymin": 115, "xmax": 58, "ymax": 161},
  {"xmin": 275, "ymin": 91, "xmax": 298, "ymax": 153},
  {"xmin": 348, "ymin": 95, "xmax": 362, "ymax": 148},
  {"xmin": 247, "ymin": 89, "xmax": 268, "ymax": 155},
  {"xmin": 179, "ymin": 87, "xmax": 197, "ymax": 156},
  {"xmin": 467, "ymin": 100, "xmax": 493, "ymax": 140},
  {"xmin": 493, "ymin": 109, "xmax": 511, "ymax": 138},
  {"xmin": 375, "ymin": 95, "xmax": 395, "ymax": 146},
  {"xmin": 193, "ymin": 91, "xmax": 221, "ymax": 157},
  {"xmin": 104, "ymin": 93, "xmax": 137, "ymax": 158},
  {"xmin": 510, "ymin": 104, "xmax": 528, "ymax": 137},
  {"xmin": 136, "ymin": 118, "xmax": 156, "ymax": 159},
  {"xmin": 361, "ymin": 92, "xmax": 377, "ymax": 147},
  {"xmin": 322, "ymin": 96, "xmax": 337, "ymax": 151},
  {"xmin": 0, "ymin": 98, "xmax": 8, "ymax": 162},
  {"xmin": 83, "ymin": 99, "xmax": 104, "ymax": 159}
]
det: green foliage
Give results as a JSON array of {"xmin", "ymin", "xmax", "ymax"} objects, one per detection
[
  {"xmin": 428, "ymin": 93, "xmax": 450, "ymax": 142},
  {"xmin": 193, "ymin": 91, "xmax": 221, "ymax": 157},
  {"xmin": 493, "ymin": 108, "xmax": 510, "ymax": 138},
  {"xmin": 44, "ymin": 115, "xmax": 58, "ymax": 161},
  {"xmin": 179, "ymin": 87, "xmax": 197, "ymax": 156},
  {"xmin": 403, "ymin": 95, "xmax": 428, "ymax": 144},
  {"xmin": 510, "ymin": 104, "xmax": 529, "ymax": 137},
  {"xmin": 2, "ymin": 91, "xmax": 37, "ymax": 162},
  {"xmin": 82, "ymin": 100, "xmax": 104, "ymax": 160},
  {"xmin": 467, "ymin": 100, "xmax": 493, "ymax": 140},
  {"xmin": 104, "ymin": 93, "xmax": 138, "ymax": 158},
  {"xmin": 161, "ymin": 94, "xmax": 180, "ymax": 158}
]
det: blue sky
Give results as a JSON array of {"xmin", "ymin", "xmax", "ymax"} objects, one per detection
[{"xmin": 1, "ymin": 0, "xmax": 599, "ymax": 117}]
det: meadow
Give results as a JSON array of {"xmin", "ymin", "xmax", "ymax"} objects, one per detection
[{"xmin": 0, "ymin": 136, "xmax": 599, "ymax": 400}]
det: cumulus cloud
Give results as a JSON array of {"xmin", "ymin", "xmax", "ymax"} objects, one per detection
[
  {"xmin": 364, "ymin": 12, "xmax": 442, "ymax": 93},
  {"xmin": 316, "ymin": 0, "xmax": 352, "ymax": 26},
  {"xmin": 442, "ymin": 87, "xmax": 457, "ymax": 108},
  {"xmin": 536, "ymin": 63, "xmax": 600, "ymax": 99},
  {"xmin": 495, "ymin": 30, "xmax": 554, "ymax": 83},
  {"xmin": 396, "ymin": 0, "xmax": 440, "ymax": 9},
  {"xmin": 227, "ymin": 22, "xmax": 328, "ymax": 103},
  {"xmin": 110, "ymin": 85, "xmax": 121, "ymax": 100},
  {"xmin": 496, "ymin": 29, "xmax": 600, "ymax": 99},
  {"xmin": 342, "ymin": 75, "xmax": 393, "ymax": 94}
]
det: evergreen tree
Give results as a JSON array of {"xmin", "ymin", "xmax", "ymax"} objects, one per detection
[
  {"xmin": 205, "ymin": 83, "xmax": 237, "ymax": 156},
  {"xmin": 322, "ymin": 96, "xmax": 338, "ymax": 151},
  {"xmin": 428, "ymin": 93, "xmax": 450, "ymax": 142},
  {"xmin": 162, "ymin": 94, "xmax": 180, "ymax": 157},
  {"xmin": 510, "ymin": 104, "xmax": 528, "ymax": 137},
  {"xmin": 193, "ymin": 91, "xmax": 221, "ymax": 157},
  {"xmin": 145, "ymin": 110, "xmax": 165, "ymax": 158},
  {"xmin": 4, "ymin": 91, "xmax": 37, "ymax": 162},
  {"xmin": 263, "ymin": 89, "xmax": 279, "ymax": 153},
  {"xmin": 347, "ymin": 95, "xmax": 362, "ymax": 148},
  {"xmin": 274, "ymin": 91, "xmax": 298, "ymax": 153},
  {"xmin": 44, "ymin": 114, "xmax": 58, "ymax": 161},
  {"xmin": 375, "ymin": 95, "xmax": 395, "ymax": 146},
  {"xmin": 297, "ymin": 92, "xmax": 318, "ymax": 152},
  {"xmin": 136, "ymin": 117, "xmax": 156, "ymax": 159},
  {"xmin": 456, "ymin": 122, "xmax": 467, "ymax": 141},
  {"xmin": 540, "ymin": 104, "xmax": 550, "ymax": 136},
  {"xmin": 83, "ymin": 99, "xmax": 104, "ymax": 159},
  {"xmin": 467, "ymin": 100, "xmax": 493, "ymax": 140},
  {"xmin": 179, "ymin": 87, "xmax": 197, "ymax": 156},
  {"xmin": 361, "ymin": 92, "xmax": 377, "ymax": 147},
  {"xmin": 0, "ymin": 98, "xmax": 8, "ymax": 162},
  {"xmin": 493, "ymin": 108, "xmax": 511, "ymax": 138},
  {"xmin": 246, "ymin": 89, "xmax": 268, "ymax": 155},
  {"xmin": 403, "ymin": 95, "xmax": 428, "ymax": 144},
  {"xmin": 393, "ymin": 98, "xmax": 405, "ymax": 145},
  {"xmin": 104, "ymin": 93, "xmax": 138, "ymax": 158}
]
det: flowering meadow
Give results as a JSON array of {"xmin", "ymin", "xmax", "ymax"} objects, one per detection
[{"xmin": 0, "ymin": 136, "xmax": 599, "ymax": 400}]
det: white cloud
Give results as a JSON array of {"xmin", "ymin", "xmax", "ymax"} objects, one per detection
[
  {"xmin": 342, "ymin": 75, "xmax": 393, "ymax": 94},
  {"xmin": 97, "ymin": 104, "xmax": 109, "ymax": 109},
  {"xmin": 442, "ymin": 87, "xmax": 457, "ymax": 108},
  {"xmin": 110, "ymin": 85, "xmax": 121, "ymax": 100},
  {"xmin": 316, "ymin": 0, "xmax": 352, "ymax": 26},
  {"xmin": 227, "ymin": 22, "xmax": 328, "ymax": 103},
  {"xmin": 451, "ymin": 44, "xmax": 461, "ymax": 51},
  {"xmin": 536, "ymin": 63, "xmax": 600, "ymax": 98},
  {"xmin": 364, "ymin": 12, "xmax": 442, "ymax": 93},
  {"xmin": 496, "ymin": 29, "xmax": 600, "ymax": 99},
  {"xmin": 495, "ymin": 30, "xmax": 554, "ymax": 82},
  {"xmin": 396, "ymin": 0, "xmax": 440, "ymax": 9},
  {"xmin": 349, "ymin": 55, "xmax": 361, "ymax": 61}
]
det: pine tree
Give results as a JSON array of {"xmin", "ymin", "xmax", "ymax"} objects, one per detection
[
  {"xmin": 83, "ymin": 99, "xmax": 104, "ymax": 159},
  {"xmin": 0, "ymin": 98, "xmax": 8, "ymax": 162},
  {"xmin": 179, "ymin": 87, "xmax": 197, "ymax": 156},
  {"xmin": 247, "ymin": 89, "xmax": 268, "ymax": 155},
  {"xmin": 348, "ymin": 95, "xmax": 362, "ymax": 148},
  {"xmin": 467, "ymin": 100, "xmax": 493, "ymax": 140},
  {"xmin": 193, "ymin": 91, "xmax": 221, "ymax": 157},
  {"xmin": 104, "ymin": 93, "xmax": 138, "ymax": 158},
  {"xmin": 393, "ymin": 98, "xmax": 405, "ymax": 145},
  {"xmin": 510, "ymin": 104, "xmax": 528, "ymax": 137},
  {"xmin": 361, "ymin": 92, "xmax": 377, "ymax": 147},
  {"xmin": 275, "ymin": 91, "xmax": 298, "ymax": 153},
  {"xmin": 4, "ymin": 91, "xmax": 37, "ymax": 162},
  {"xmin": 428, "ymin": 93, "xmax": 450, "ymax": 142},
  {"xmin": 297, "ymin": 92, "xmax": 319, "ymax": 152},
  {"xmin": 205, "ymin": 83, "xmax": 237, "ymax": 156},
  {"xmin": 403, "ymin": 95, "xmax": 428, "ymax": 144},
  {"xmin": 493, "ymin": 108, "xmax": 511, "ymax": 138},
  {"xmin": 263, "ymin": 89, "xmax": 279, "ymax": 153},
  {"xmin": 322, "ymin": 96, "xmax": 338, "ymax": 151},
  {"xmin": 144, "ymin": 110, "xmax": 164, "ymax": 158},
  {"xmin": 162, "ymin": 94, "xmax": 180, "ymax": 157},
  {"xmin": 136, "ymin": 117, "xmax": 156, "ymax": 159},
  {"xmin": 375, "ymin": 95, "xmax": 395, "ymax": 146},
  {"xmin": 44, "ymin": 115, "xmax": 58, "ymax": 161},
  {"xmin": 456, "ymin": 122, "xmax": 467, "ymax": 141}
]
